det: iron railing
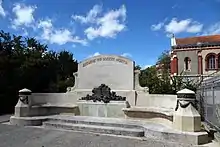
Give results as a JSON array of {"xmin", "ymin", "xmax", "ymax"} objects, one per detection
[{"xmin": 197, "ymin": 75, "xmax": 220, "ymax": 132}]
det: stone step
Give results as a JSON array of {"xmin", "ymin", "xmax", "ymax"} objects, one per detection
[
  {"xmin": 47, "ymin": 116, "xmax": 143, "ymax": 129},
  {"xmin": 43, "ymin": 121, "xmax": 145, "ymax": 137}
]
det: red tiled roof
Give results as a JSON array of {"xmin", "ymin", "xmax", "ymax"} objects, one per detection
[{"xmin": 176, "ymin": 35, "xmax": 220, "ymax": 45}]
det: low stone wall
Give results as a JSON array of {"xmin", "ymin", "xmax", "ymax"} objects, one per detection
[
  {"xmin": 29, "ymin": 91, "xmax": 176, "ymax": 110},
  {"xmin": 136, "ymin": 91, "xmax": 177, "ymax": 110},
  {"xmin": 14, "ymin": 90, "xmax": 176, "ymax": 118},
  {"xmin": 31, "ymin": 93, "xmax": 79, "ymax": 106},
  {"xmin": 31, "ymin": 90, "xmax": 136, "ymax": 106}
]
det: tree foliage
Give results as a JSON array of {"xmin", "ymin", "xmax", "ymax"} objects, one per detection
[
  {"xmin": 0, "ymin": 30, "xmax": 78, "ymax": 114},
  {"xmin": 139, "ymin": 50, "xmax": 199, "ymax": 94}
]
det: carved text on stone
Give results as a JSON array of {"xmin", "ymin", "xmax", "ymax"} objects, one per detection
[{"xmin": 83, "ymin": 57, "xmax": 128, "ymax": 67}]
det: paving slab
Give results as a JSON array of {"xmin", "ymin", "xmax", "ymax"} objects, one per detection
[{"xmin": 0, "ymin": 124, "xmax": 202, "ymax": 147}]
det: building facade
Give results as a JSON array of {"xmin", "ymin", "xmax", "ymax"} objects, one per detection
[{"xmin": 170, "ymin": 34, "xmax": 220, "ymax": 80}]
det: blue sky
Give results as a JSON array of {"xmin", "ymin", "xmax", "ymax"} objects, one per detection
[{"xmin": 0, "ymin": 0, "xmax": 220, "ymax": 68}]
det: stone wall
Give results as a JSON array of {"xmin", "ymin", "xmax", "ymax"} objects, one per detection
[
  {"xmin": 29, "ymin": 92, "xmax": 177, "ymax": 110},
  {"xmin": 31, "ymin": 93, "xmax": 79, "ymax": 105},
  {"xmin": 136, "ymin": 92, "xmax": 177, "ymax": 110},
  {"xmin": 176, "ymin": 50, "xmax": 198, "ymax": 75}
]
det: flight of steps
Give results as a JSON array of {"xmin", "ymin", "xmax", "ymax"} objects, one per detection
[{"xmin": 43, "ymin": 115, "xmax": 144, "ymax": 137}]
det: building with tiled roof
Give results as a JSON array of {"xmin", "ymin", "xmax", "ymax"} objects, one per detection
[{"xmin": 170, "ymin": 34, "xmax": 220, "ymax": 79}]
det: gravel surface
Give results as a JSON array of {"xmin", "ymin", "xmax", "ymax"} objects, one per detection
[
  {"xmin": 0, "ymin": 124, "xmax": 202, "ymax": 147},
  {"xmin": 0, "ymin": 114, "xmax": 11, "ymax": 123}
]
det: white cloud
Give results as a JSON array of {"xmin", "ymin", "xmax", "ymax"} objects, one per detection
[
  {"xmin": 72, "ymin": 5, "xmax": 102, "ymax": 24},
  {"xmin": 151, "ymin": 18, "xmax": 168, "ymax": 31},
  {"xmin": 37, "ymin": 19, "xmax": 53, "ymax": 41},
  {"xmin": 186, "ymin": 22, "xmax": 203, "ymax": 33},
  {"xmin": 49, "ymin": 29, "xmax": 75, "ymax": 45},
  {"xmin": 11, "ymin": 3, "xmax": 37, "ymax": 29},
  {"xmin": 151, "ymin": 22, "xmax": 164, "ymax": 31},
  {"xmin": 86, "ymin": 5, "xmax": 126, "ymax": 40},
  {"xmin": 92, "ymin": 52, "xmax": 101, "ymax": 56},
  {"xmin": 74, "ymin": 4, "xmax": 127, "ymax": 40},
  {"xmin": 121, "ymin": 53, "xmax": 132, "ymax": 58},
  {"xmin": 38, "ymin": 19, "xmax": 88, "ymax": 46},
  {"xmin": 0, "ymin": 0, "xmax": 6, "ymax": 17},
  {"xmin": 38, "ymin": 19, "xmax": 53, "ymax": 28},
  {"xmin": 87, "ymin": 52, "xmax": 101, "ymax": 58},
  {"xmin": 202, "ymin": 22, "xmax": 220, "ymax": 35},
  {"xmin": 165, "ymin": 18, "xmax": 203, "ymax": 34}
]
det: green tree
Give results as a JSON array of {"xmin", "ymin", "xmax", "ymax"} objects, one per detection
[
  {"xmin": 56, "ymin": 50, "xmax": 78, "ymax": 92},
  {"xmin": 0, "ymin": 30, "xmax": 78, "ymax": 114},
  {"xmin": 139, "ymin": 66, "xmax": 162, "ymax": 94}
]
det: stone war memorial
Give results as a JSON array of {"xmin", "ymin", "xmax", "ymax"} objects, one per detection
[{"xmin": 10, "ymin": 55, "xmax": 210, "ymax": 145}]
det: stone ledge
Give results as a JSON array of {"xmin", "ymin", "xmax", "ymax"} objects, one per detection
[
  {"xmin": 10, "ymin": 116, "xmax": 49, "ymax": 126},
  {"xmin": 77, "ymin": 100, "xmax": 129, "ymax": 104},
  {"xmin": 43, "ymin": 121, "xmax": 144, "ymax": 137},
  {"xmin": 122, "ymin": 107, "xmax": 173, "ymax": 116},
  {"xmin": 15, "ymin": 104, "xmax": 79, "ymax": 117},
  {"xmin": 32, "ymin": 103, "xmax": 79, "ymax": 108},
  {"xmin": 122, "ymin": 107, "xmax": 173, "ymax": 122}
]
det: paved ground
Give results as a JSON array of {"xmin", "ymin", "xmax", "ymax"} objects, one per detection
[
  {"xmin": 0, "ymin": 114, "xmax": 218, "ymax": 147},
  {"xmin": 0, "ymin": 114, "xmax": 11, "ymax": 123},
  {"xmin": 0, "ymin": 124, "xmax": 202, "ymax": 147}
]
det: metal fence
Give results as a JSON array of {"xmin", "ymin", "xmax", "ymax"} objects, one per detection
[{"xmin": 196, "ymin": 76, "xmax": 220, "ymax": 132}]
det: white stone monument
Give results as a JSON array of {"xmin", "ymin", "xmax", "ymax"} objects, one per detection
[
  {"xmin": 173, "ymin": 88, "xmax": 201, "ymax": 132},
  {"xmin": 67, "ymin": 55, "xmax": 148, "ymax": 105},
  {"xmin": 67, "ymin": 55, "xmax": 147, "ymax": 118}
]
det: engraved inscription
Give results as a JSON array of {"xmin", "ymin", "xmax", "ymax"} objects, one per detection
[{"xmin": 83, "ymin": 57, "xmax": 128, "ymax": 67}]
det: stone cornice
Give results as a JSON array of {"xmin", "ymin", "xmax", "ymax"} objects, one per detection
[{"xmin": 172, "ymin": 46, "xmax": 220, "ymax": 52}]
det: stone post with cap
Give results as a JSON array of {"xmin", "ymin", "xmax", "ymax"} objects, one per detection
[
  {"xmin": 14, "ymin": 88, "xmax": 32, "ymax": 117},
  {"xmin": 134, "ymin": 70, "xmax": 149, "ymax": 93},
  {"xmin": 173, "ymin": 88, "xmax": 201, "ymax": 132}
]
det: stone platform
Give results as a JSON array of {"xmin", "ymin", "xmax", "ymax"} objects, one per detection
[{"xmin": 10, "ymin": 114, "xmax": 210, "ymax": 145}]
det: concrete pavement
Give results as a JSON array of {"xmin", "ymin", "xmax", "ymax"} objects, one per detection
[{"xmin": 0, "ymin": 124, "xmax": 200, "ymax": 147}]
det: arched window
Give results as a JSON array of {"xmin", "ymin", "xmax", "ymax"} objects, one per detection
[
  {"xmin": 184, "ymin": 57, "xmax": 191, "ymax": 70},
  {"xmin": 207, "ymin": 54, "xmax": 216, "ymax": 69}
]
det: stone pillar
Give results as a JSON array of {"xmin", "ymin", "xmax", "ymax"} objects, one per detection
[
  {"xmin": 174, "ymin": 56, "xmax": 178, "ymax": 75},
  {"xmin": 173, "ymin": 89, "xmax": 201, "ymax": 132},
  {"xmin": 134, "ymin": 70, "xmax": 141, "ymax": 89},
  {"xmin": 67, "ymin": 72, "xmax": 78, "ymax": 92},
  {"xmin": 134, "ymin": 70, "xmax": 149, "ymax": 93},
  {"xmin": 198, "ymin": 52, "xmax": 203, "ymax": 75},
  {"xmin": 14, "ymin": 88, "xmax": 32, "ymax": 117},
  {"xmin": 170, "ymin": 57, "xmax": 174, "ymax": 74},
  {"xmin": 216, "ymin": 55, "xmax": 218, "ymax": 69}
]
